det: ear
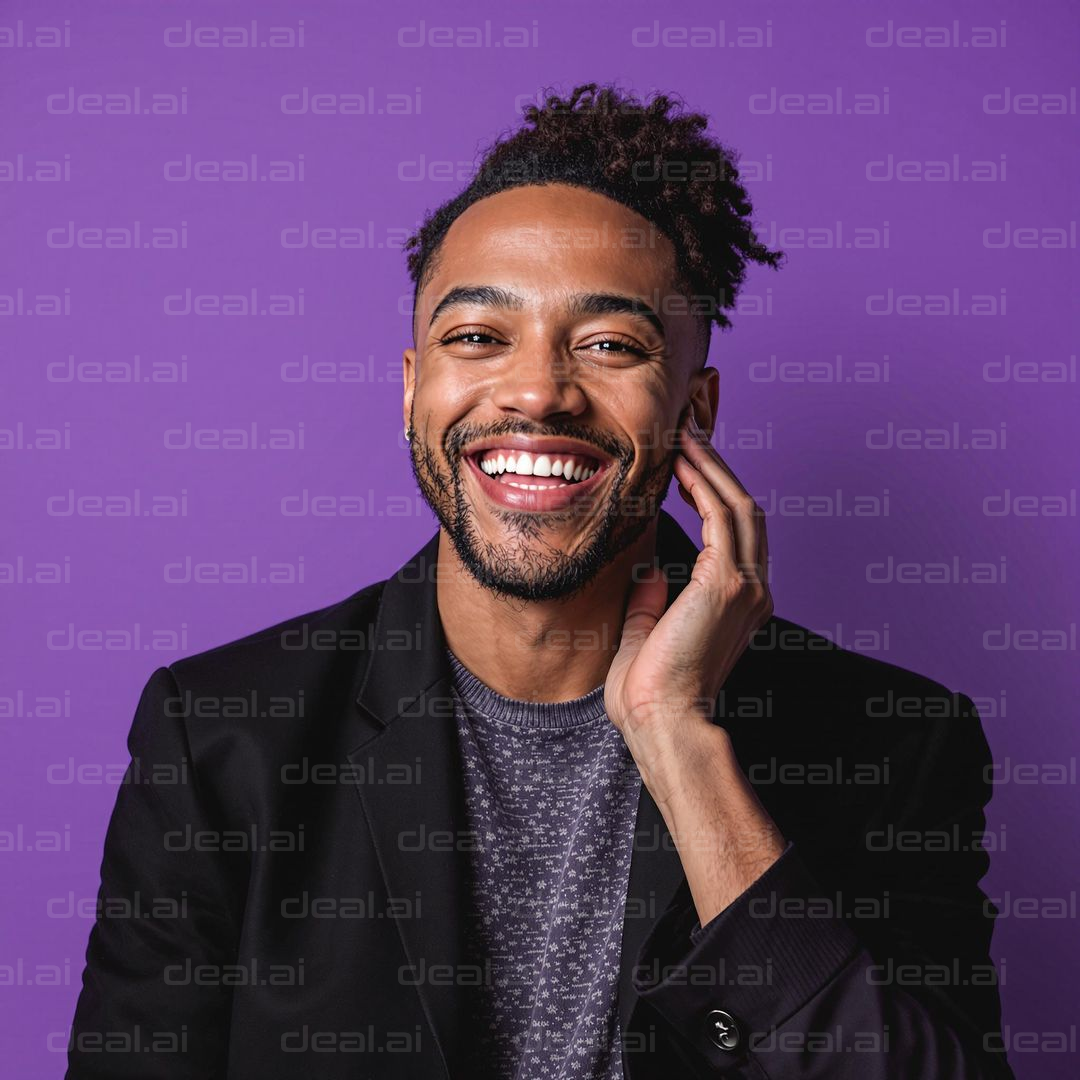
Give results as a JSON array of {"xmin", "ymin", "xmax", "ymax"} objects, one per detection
[
  {"xmin": 402, "ymin": 347, "xmax": 417, "ymax": 432},
  {"xmin": 686, "ymin": 364, "xmax": 719, "ymax": 440}
]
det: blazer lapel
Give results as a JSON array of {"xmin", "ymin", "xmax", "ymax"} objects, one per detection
[
  {"xmin": 617, "ymin": 783, "xmax": 687, "ymax": 1042},
  {"xmin": 347, "ymin": 531, "xmax": 467, "ymax": 1079}
]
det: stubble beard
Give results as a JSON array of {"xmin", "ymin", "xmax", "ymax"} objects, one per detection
[{"xmin": 408, "ymin": 416, "xmax": 676, "ymax": 603}]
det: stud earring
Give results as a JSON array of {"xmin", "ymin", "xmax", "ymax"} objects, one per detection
[{"xmin": 404, "ymin": 424, "xmax": 414, "ymax": 442}]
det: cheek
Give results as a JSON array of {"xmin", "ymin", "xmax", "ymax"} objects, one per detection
[
  {"xmin": 414, "ymin": 365, "xmax": 483, "ymax": 423},
  {"xmin": 617, "ymin": 387, "xmax": 682, "ymax": 462}
]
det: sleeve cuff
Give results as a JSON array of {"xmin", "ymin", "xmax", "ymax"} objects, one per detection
[
  {"xmin": 631, "ymin": 841, "xmax": 862, "ymax": 1067},
  {"xmin": 687, "ymin": 842, "xmax": 797, "ymax": 945}
]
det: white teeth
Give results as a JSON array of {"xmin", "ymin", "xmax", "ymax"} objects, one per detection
[
  {"xmin": 474, "ymin": 448, "xmax": 602, "ymax": 484},
  {"xmin": 506, "ymin": 481, "xmax": 571, "ymax": 490}
]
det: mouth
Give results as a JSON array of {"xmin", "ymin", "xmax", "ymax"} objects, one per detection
[{"xmin": 461, "ymin": 438, "xmax": 614, "ymax": 513}]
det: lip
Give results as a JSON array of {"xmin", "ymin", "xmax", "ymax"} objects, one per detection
[{"xmin": 464, "ymin": 451, "xmax": 612, "ymax": 513}]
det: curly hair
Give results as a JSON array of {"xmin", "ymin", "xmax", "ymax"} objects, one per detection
[{"xmin": 403, "ymin": 82, "xmax": 784, "ymax": 358}]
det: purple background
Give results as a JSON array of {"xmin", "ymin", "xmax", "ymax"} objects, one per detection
[{"xmin": 3, "ymin": 1, "xmax": 1077, "ymax": 1075}]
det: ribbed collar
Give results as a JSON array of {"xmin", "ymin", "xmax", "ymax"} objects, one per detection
[{"xmin": 446, "ymin": 647, "xmax": 608, "ymax": 729}]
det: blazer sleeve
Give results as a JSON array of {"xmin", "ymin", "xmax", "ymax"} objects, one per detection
[
  {"xmin": 631, "ymin": 695, "xmax": 1015, "ymax": 1079},
  {"xmin": 66, "ymin": 666, "xmax": 245, "ymax": 1079}
]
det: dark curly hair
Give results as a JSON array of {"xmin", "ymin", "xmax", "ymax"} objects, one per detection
[{"xmin": 403, "ymin": 82, "xmax": 784, "ymax": 360}]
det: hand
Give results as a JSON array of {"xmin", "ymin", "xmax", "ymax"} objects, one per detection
[
  {"xmin": 605, "ymin": 414, "xmax": 784, "ymax": 919},
  {"xmin": 604, "ymin": 413, "xmax": 774, "ymax": 767}
]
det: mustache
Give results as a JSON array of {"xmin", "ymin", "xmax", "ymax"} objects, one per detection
[{"xmin": 443, "ymin": 417, "xmax": 632, "ymax": 465}]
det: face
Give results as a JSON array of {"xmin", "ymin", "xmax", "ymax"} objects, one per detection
[{"xmin": 403, "ymin": 182, "xmax": 718, "ymax": 602}]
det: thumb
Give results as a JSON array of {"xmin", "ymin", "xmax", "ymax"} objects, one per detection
[{"xmin": 618, "ymin": 565, "xmax": 669, "ymax": 658}]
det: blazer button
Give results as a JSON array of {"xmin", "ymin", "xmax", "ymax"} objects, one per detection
[{"xmin": 705, "ymin": 1009, "xmax": 741, "ymax": 1052}]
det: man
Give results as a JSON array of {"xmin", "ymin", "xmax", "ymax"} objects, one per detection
[{"xmin": 68, "ymin": 84, "xmax": 1013, "ymax": 1079}]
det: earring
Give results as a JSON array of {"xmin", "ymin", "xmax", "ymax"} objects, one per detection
[{"xmin": 404, "ymin": 424, "xmax": 414, "ymax": 442}]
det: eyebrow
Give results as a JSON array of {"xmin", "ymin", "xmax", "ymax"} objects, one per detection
[{"xmin": 427, "ymin": 285, "xmax": 667, "ymax": 340}]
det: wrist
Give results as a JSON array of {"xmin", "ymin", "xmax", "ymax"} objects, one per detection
[{"xmin": 627, "ymin": 719, "xmax": 733, "ymax": 808}]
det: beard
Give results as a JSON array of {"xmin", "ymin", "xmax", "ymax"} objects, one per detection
[{"xmin": 409, "ymin": 414, "xmax": 675, "ymax": 603}]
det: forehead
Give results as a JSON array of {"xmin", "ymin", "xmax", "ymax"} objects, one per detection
[{"xmin": 420, "ymin": 183, "xmax": 682, "ymax": 310}]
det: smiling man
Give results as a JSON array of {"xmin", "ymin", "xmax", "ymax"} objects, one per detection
[{"xmin": 69, "ymin": 84, "xmax": 1013, "ymax": 1080}]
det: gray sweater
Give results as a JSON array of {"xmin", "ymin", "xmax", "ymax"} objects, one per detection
[{"xmin": 447, "ymin": 648, "xmax": 643, "ymax": 1079}]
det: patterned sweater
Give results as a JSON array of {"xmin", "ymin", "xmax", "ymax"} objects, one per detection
[{"xmin": 447, "ymin": 648, "xmax": 644, "ymax": 1079}]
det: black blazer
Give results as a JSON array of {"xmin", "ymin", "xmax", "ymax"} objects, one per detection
[{"xmin": 67, "ymin": 511, "xmax": 1014, "ymax": 1079}]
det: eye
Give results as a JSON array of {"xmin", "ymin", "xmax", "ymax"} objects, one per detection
[
  {"xmin": 438, "ymin": 328, "xmax": 505, "ymax": 349},
  {"xmin": 579, "ymin": 337, "xmax": 648, "ymax": 359}
]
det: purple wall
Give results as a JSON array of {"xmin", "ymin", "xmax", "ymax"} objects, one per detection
[{"xmin": 3, "ymin": 1, "xmax": 1077, "ymax": 1075}]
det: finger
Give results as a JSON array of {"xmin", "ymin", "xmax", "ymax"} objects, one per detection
[
  {"xmin": 619, "ymin": 565, "xmax": 670, "ymax": 658},
  {"xmin": 682, "ymin": 417, "xmax": 751, "ymax": 498},
  {"xmin": 673, "ymin": 453, "xmax": 739, "ymax": 585},
  {"xmin": 679, "ymin": 421, "xmax": 762, "ymax": 583},
  {"xmin": 756, "ymin": 502, "xmax": 771, "ymax": 592}
]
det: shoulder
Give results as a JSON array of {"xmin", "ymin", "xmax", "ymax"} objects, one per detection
[
  {"xmin": 732, "ymin": 614, "xmax": 990, "ymax": 802},
  {"xmin": 744, "ymin": 614, "xmax": 977, "ymax": 713},
  {"xmin": 733, "ymin": 617, "xmax": 996, "ymax": 884},
  {"xmin": 165, "ymin": 580, "xmax": 387, "ymax": 694},
  {"xmin": 123, "ymin": 581, "xmax": 390, "ymax": 817}
]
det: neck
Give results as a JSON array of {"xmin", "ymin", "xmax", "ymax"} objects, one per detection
[{"xmin": 436, "ymin": 519, "xmax": 660, "ymax": 703}]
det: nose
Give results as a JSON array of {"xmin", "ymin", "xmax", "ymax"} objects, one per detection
[{"xmin": 489, "ymin": 347, "xmax": 588, "ymax": 424}]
